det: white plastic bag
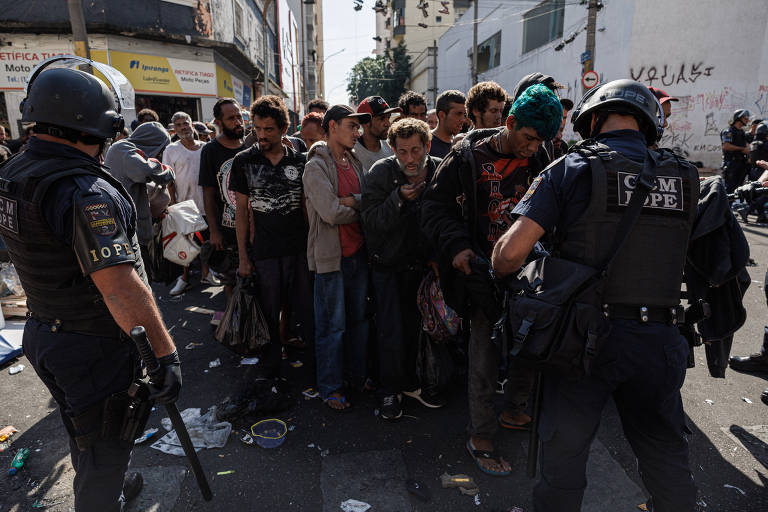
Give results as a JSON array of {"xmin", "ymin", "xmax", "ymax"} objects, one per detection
[{"xmin": 161, "ymin": 200, "xmax": 208, "ymax": 266}]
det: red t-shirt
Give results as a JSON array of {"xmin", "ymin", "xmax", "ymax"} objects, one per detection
[{"xmin": 336, "ymin": 159, "xmax": 364, "ymax": 257}]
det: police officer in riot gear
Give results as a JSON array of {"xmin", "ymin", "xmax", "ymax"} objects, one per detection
[
  {"xmin": 0, "ymin": 67, "xmax": 181, "ymax": 511},
  {"xmin": 492, "ymin": 79, "xmax": 698, "ymax": 511},
  {"xmin": 721, "ymin": 109, "xmax": 751, "ymax": 193}
]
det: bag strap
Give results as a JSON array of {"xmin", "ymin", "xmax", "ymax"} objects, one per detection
[{"xmin": 590, "ymin": 151, "xmax": 657, "ymax": 275}]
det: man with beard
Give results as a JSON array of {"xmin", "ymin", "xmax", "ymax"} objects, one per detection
[
  {"xmin": 430, "ymin": 90, "xmax": 467, "ymax": 159},
  {"xmin": 229, "ymin": 95, "xmax": 312, "ymax": 380},
  {"xmin": 198, "ymin": 98, "xmax": 245, "ymax": 296},
  {"xmin": 421, "ymin": 84, "xmax": 562, "ymax": 476},
  {"xmin": 361, "ymin": 118, "xmax": 443, "ymax": 420},
  {"xmin": 354, "ymin": 96, "xmax": 401, "ymax": 173},
  {"xmin": 163, "ymin": 112, "xmax": 220, "ymax": 294}
]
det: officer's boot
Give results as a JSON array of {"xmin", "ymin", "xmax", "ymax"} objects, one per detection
[{"xmin": 123, "ymin": 471, "xmax": 143, "ymax": 502}]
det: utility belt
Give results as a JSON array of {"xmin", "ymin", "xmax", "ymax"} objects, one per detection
[
  {"xmin": 68, "ymin": 380, "xmax": 153, "ymax": 451},
  {"xmin": 27, "ymin": 311, "xmax": 123, "ymax": 339},
  {"xmin": 723, "ymin": 155, "xmax": 747, "ymax": 164},
  {"xmin": 602, "ymin": 303, "xmax": 684, "ymax": 325}
]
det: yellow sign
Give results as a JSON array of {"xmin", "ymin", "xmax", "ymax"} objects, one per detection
[
  {"xmin": 216, "ymin": 65, "xmax": 234, "ymax": 98},
  {"xmin": 99, "ymin": 50, "xmax": 216, "ymax": 96}
]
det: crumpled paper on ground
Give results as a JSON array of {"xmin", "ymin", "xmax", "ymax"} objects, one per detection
[{"xmin": 150, "ymin": 406, "xmax": 231, "ymax": 456}]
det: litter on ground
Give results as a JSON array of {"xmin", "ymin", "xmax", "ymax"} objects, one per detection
[
  {"xmin": 340, "ymin": 499, "xmax": 371, "ymax": 512},
  {"xmin": 208, "ymin": 358, "xmax": 221, "ymax": 368},
  {"xmin": 151, "ymin": 407, "xmax": 231, "ymax": 456}
]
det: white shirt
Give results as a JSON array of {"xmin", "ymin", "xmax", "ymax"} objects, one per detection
[
  {"xmin": 162, "ymin": 139, "xmax": 206, "ymax": 213},
  {"xmin": 353, "ymin": 139, "xmax": 394, "ymax": 173}
]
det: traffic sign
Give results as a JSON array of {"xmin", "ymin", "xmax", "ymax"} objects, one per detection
[
  {"xmin": 582, "ymin": 70, "xmax": 599, "ymax": 89},
  {"xmin": 580, "ymin": 50, "xmax": 591, "ymax": 64}
]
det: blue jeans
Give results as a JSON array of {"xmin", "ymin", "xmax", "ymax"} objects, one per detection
[{"xmin": 314, "ymin": 249, "xmax": 369, "ymax": 399}]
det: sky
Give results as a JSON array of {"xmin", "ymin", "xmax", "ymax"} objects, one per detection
[{"xmin": 321, "ymin": 2, "xmax": 376, "ymax": 106}]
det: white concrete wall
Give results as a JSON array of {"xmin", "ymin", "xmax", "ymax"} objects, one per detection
[
  {"xmin": 438, "ymin": 0, "xmax": 768, "ymax": 168},
  {"xmin": 438, "ymin": 0, "xmax": 633, "ymax": 141},
  {"xmin": 627, "ymin": 0, "xmax": 768, "ymax": 168}
]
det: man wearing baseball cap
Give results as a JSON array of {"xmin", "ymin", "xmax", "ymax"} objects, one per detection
[
  {"xmin": 193, "ymin": 121, "xmax": 214, "ymax": 142},
  {"xmin": 303, "ymin": 104, "xmax": 372, "ymax": 410},
  {"xmin": 354, "ymin": 96, "xmax": 402, "ymax": 172},
  {"xmin": 648, "ymin": 87, "xmax": 678, "ymax": 129}
]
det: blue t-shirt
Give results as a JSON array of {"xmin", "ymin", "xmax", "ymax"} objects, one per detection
[{"xmin": 512, "ymin": 130, "xmax": 648, "ymax": 233}]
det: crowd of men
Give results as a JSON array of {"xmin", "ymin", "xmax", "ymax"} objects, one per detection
[{"xmin": 3, "ymin": 62, "xmax": 768, "ymax": 511}]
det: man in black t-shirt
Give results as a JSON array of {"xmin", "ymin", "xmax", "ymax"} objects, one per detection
[
  {"xmin": 229, "ymin": 95, "xmax": 313, "ymax": 379},
  {"xmin": 198, "ymin": 98, "xmax": 245, "ymax": 292},
  {"xmin": 430, "ymin": 90, "xmax": 466, "ymax": 159}
]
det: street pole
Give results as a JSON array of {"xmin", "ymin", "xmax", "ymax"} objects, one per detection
[
  {"xmin": 582, "ymin": 0, "xmax": 598, "ymax": 95},
  {"xmin": 263, "ymin": 0, "xmax": 275, "ymax": 97},
  {"xmin": 300, "ymin": 0, "xmax": 307, "ymax": 108},
  {"xmin": 67, "ymin": 0, "xmax": 91, "ymax": 71},
  {"xmin": 471, "ymin": 0, "xmax": 479, "ymax": 85}
]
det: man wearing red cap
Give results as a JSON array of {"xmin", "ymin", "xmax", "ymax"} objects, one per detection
[
  {"xmin": 648, "ymin": 87, "xmax": 678, "ymax": 130},
  {"xmin": 354, "ymin": 96, "xmax": 402, "ymax": 172}
]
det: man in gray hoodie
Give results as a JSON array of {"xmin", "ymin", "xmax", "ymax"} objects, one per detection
[
  {"xmin": 104, "ymin": 121, "xmax": 173, "ymax": 279},
  {"xmin": 303, "ymin": 105, "xmax": 371, "ymax": 411}
]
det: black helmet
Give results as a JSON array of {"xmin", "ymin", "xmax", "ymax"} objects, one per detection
[
  {"xmin": 730, "ymin": 109, "xmax": 750, "ymax": 126},
  {"xmin": 756, "ymin": 122, "xmax": 768, "ymax": 140},
  {"xmin": 20, "ymin": 68, "xmax": 124, "ymax": 139},
  {"xmin": 571, "ymin": 79, "xmax": 662, "ymax": 145}
]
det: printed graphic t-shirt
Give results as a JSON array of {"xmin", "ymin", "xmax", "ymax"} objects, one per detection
[
  {"xmin": 198, "ymin": 139, "xmax": 245, "ymax": 231},
  {"xmin": 228, "ymin": 145, "xmax": 308, "ymax": 261},
  {"xmin": 473, "ymin": 135, "xmax": 537, "ymax": 256},
  {"xmin": 336, "ymin": 159, "xmax": 364, "ymax": 257}
]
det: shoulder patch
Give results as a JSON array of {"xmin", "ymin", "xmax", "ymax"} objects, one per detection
[
  {"xmin": 83, "ymin": 202, "xmax": 117, "ymax": 236},
  {"xmin": 521, "ymin": 175, "xmax": 543, "ymax": 202}
]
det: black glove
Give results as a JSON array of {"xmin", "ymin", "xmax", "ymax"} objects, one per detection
[{"xmin": 149, "ymin": 350, "xmax": 182, "ymax": 404}]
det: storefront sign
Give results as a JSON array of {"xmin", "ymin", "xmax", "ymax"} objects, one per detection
[
  {"xmin": 216, "ymin": 65, "xmax": 252, "ymax": 107},
  {"xmin": 107, "ymin": 50, "xmax": 216, "ymax": 96}
]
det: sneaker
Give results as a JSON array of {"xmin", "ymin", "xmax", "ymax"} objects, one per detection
[
  {"xmin": 122, "ymin": 471, "xmax": 143, "ymax": 502},
  {"xmin": 380, "ymin": 394, "xmax": 402, "ymax": 420},
  {"xmin": 201, "ymin": 272, "xmax": 222, "ymax": 286},
  {"xmin": 169, "ymin": 276, "xmax": 190, "ymax": 296},
  {"xmin": 403, "ymin": 388, "xmax": 446, "ymax": 409}
]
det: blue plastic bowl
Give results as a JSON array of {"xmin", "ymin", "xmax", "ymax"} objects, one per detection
[{"xmin": 250, "ymin": 419, "xmax": 287, "ymax": 449}]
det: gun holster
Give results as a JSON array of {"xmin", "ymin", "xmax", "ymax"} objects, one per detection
[{"xmin": 70, "ymin": 380, "xmax": 154, "ymax": 451}]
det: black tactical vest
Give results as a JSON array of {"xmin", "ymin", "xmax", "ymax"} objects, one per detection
[
  {"xmin": 557, "ymin": 143, "xmax": 698, "ymax": 307},
  {"xmin": 749, "ymin": 139, "xmax": 768, "ymax": 166},
  {"xmin": 0, "ymin": 153, "xmax": 146, "ymax": 335}
]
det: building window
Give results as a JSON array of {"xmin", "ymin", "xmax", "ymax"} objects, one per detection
[
  {"xmin": 234, "ymin": 2, "xmax": 244, "ymax": 40},
  {"xmin": 522, "ymin": 0, "xmax": 565, "ymax": 53},
  {"xmin": 436, "ymin": 16, "xmax": 442, "ymax": 23},
  {"xmin": 477, "ymin": 31, "xmax": 501, "ymax": 73}
]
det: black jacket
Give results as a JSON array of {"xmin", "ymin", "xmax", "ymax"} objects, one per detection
[
  {"xmin": 685, "ymin": 176, "xmax": 750, "ymax": 377},
  {"xmin": 420, "ymin": 128, "xmax": 547, "ymax": 314},
  {"xmin": 361, "ymin": 155, "xmax": 440, "ymax": 270}
]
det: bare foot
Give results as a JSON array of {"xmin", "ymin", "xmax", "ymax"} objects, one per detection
[
  {"xmin": 500, "ymin": 410, "xmax": 531, "ymax": 426},
  {"xmin": 325, "ymin": 392, "xmax": 350, "ymax": 410},
  {"xmin": 469, "ymin": 436, "xmax": 511, "ymax": 474}
]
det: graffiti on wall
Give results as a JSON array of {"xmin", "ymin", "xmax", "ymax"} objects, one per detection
[{"xmin": 630, "ymin": 62, "xmax": 715, "ymax": 87}]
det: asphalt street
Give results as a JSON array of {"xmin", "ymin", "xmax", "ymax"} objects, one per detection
[{"xmin": 1, "ymin": 220, "xmax": 768, "ymax": 512}]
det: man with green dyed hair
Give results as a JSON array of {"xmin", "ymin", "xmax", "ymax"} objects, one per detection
[{"xmin": 421, "ymin": 84, "xmax": 562, "ymax": 476}]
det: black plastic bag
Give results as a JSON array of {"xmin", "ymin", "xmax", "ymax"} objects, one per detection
[
  {"xmin": 215, "ymin": 278, "xmax": 270, "ymax": 356},
  {"xmin": 416, "ymin": 331, "xmax": 455, "ymax": 396}
]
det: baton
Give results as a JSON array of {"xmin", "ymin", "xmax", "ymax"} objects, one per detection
[
  {"xmin": 527, "ymin": 371, "xmax": 543, "ymax": 478},
  {"xmin": 130, "ymin": 326, "xmax": 213, "ymax": 501}
]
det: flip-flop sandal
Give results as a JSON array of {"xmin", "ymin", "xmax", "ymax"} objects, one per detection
[
  {"xmin": 498, "ymin": 414, "xmax": 532, "ymax": 431},
  {"xmin": 282, "ymin": 337, "xmax": 307, "ymax": 349},
  {"xmin": 465, "ymin": 439, "xmax": 511, "ymax": 476},
  {"xmin": 324, "ymin": 395, "xmax": 352, "ymax": 412}
]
